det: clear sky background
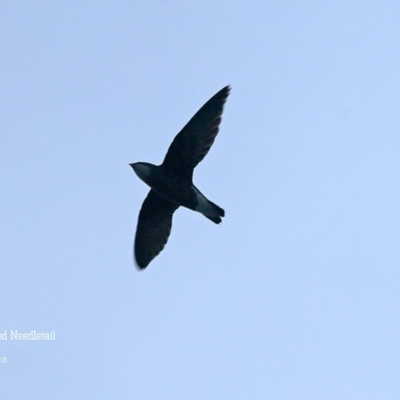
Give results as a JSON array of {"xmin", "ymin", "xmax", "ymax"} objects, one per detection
[{"xmin": 1, "ymin": 1, "xmax": 400, "ymax": 399}]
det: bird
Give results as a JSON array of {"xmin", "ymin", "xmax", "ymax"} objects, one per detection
[{"xmin": 130, "ymin": 85, "xmax": 230, "ymax": 269}]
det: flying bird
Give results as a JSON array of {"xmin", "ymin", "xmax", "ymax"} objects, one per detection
[{"xmin": 130, "ymin": 86, "xmax": 230, "ymax": 269}]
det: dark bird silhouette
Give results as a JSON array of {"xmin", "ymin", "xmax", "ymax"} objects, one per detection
[{"xmin": 130, "ymin": 86, "xmax": 230, "ymax": 269}]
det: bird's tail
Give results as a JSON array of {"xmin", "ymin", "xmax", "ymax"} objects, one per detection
[{"xmin": 204, "ymin": 201, "xmax": 225, "ymax": 224}]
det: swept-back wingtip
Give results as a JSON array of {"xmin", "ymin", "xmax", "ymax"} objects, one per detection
[
  {"xmin": 134, "ymin": 250, "xmax": 149, "ymax": 270},
  {"xmin": 219, "ymin": 85, "xmax": 231, "ymax": 101},
  {"xmin": 135, "ymin": 257, "xmax": 148, "ymax": 270}
]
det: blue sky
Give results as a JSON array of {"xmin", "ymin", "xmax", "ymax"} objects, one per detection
[{"xmin": 1, "ymin": 1, "xmax": 400, "ymax": 398}]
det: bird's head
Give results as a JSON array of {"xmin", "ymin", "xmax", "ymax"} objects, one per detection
[{"xmin": 130, "ymin": 162, "xmax": 155, "ymax": 184}]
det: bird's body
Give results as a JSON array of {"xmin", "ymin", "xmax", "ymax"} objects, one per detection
[
  {"xmin": 131, "ymin": 162, "xmax": 224, "ymax": 223},
  {"xmin": 130, "ymin": 86, "xmax": 230, "ymax": 269}
]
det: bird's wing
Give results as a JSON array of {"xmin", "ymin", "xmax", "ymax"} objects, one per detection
[
  {"xmin": 161, "ymin": 86, "xmax": 230, "ymax": 181},
  {"xmin": 134, "ymin": 190, "xmax": 179, "ymax": 269}
]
